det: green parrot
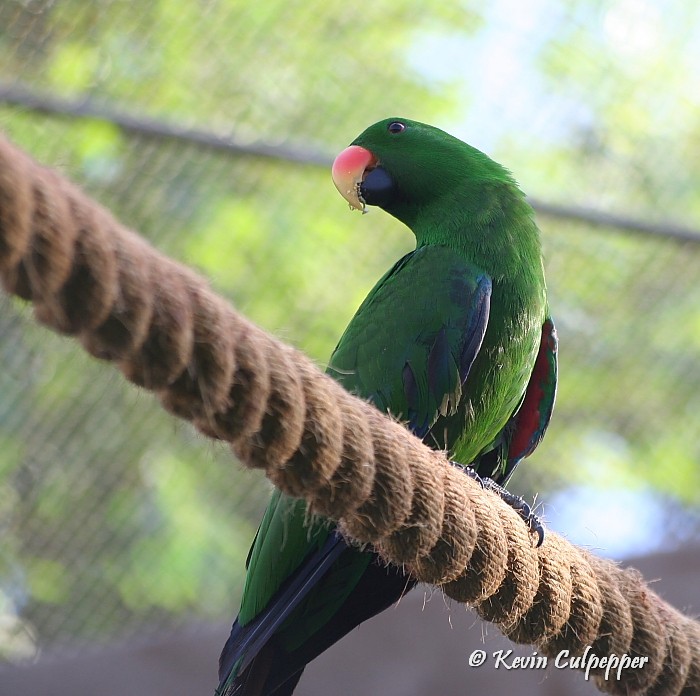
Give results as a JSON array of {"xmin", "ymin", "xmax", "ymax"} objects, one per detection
[{"xmin": 217, "ymin": 118, "xmax": 557, "ymax": 696}]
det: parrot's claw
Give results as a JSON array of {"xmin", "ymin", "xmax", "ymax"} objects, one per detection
[{"xmin": 459, "ymin": 464, "xmax": 546, "ymax": 547}]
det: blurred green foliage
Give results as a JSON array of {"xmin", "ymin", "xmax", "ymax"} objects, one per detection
[{"xmin": 0, "ymin": 0, "xmax": 698, "ymax": 664}]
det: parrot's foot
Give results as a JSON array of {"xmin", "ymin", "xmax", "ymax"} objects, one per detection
[{"xmin": 460, "ymin": 465, "xmax": 545, "ymax": 547}]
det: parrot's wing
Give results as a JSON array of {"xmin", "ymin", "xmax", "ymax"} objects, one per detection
[{"xmin": 328, "ymin": 245, "xmax": 492, "ymax": 438}]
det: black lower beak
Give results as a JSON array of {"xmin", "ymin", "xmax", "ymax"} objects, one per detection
[{"xmin": 359, "ymin": 166, "xmax": 396, "ymax": 208}]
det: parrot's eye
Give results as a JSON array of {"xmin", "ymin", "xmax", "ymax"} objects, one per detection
[{"xmin": 387, "ymin": 121, "xmax": 406, "ymax": 134}]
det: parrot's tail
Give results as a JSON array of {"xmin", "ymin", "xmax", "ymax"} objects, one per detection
[
  {"xmin": 217, "ymin": 533, "xmax": 347, "ymax": 695},
  {"xmin": 218, "ymin": 536, "xmax": 416, "ymax": 695},
  {"xmin": 216, "ymin": 640, "xmax": 303, "ymax": 696}
]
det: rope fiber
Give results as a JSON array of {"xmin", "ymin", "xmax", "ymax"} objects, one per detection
[{"xmin": 0, "ymin": 133, "xmax": 698, "ymax": 695}]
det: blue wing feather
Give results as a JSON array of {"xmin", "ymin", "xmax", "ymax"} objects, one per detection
[
  {"xmin": 459, "ymin": 276, "xmax": 491, "ymax": 382},
  {"xmin": 404, "ymin": 271, "xmax": 491, "ymax": 437}
]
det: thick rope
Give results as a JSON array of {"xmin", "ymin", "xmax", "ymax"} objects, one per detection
[{"xmin": 0, "ymin": 133, "xmax": 698, "ymax": 695}]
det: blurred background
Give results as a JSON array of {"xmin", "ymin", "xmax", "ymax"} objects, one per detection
[{"xmin": 0, "ymin": 0, "xmax": 699, "ymax": 694}]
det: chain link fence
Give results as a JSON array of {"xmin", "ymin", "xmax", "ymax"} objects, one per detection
[{"xmin": 0, "ymin": 0, "xmax": 699, "ymax": 669}]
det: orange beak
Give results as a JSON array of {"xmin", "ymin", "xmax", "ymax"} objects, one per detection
[{"xmin": 331, "ymin": 145, "xmax": 377, "ymax": 212}]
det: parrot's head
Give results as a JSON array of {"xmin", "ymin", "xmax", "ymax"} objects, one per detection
[{"xmin": 331, "ymin": 117, "xmax": 517, "ymax": 229}]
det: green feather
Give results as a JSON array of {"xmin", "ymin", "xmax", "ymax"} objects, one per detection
[
  {"xmin": 238, "ymin": 489, "xmax": 330, "ymax": 626},
  {"xmin": 350, "ymin": 118, "xmax": 548, "ymax": 469},
  {"xmin": 327, "ymin": 244, "xmax": 491, "ymax": 438},
  {"xmin": 229, "ymin": 117, "xmax": 555, "ymax": 686}
]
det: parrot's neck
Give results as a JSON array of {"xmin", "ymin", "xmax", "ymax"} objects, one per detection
[{"xmin": 407, "ymin": 185, "xmax": 542, "ymax": 282}]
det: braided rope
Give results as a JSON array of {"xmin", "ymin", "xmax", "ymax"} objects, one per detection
[{"xmin": 0, "ymin": 134, "xmax": 698, "ymax": 695}]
